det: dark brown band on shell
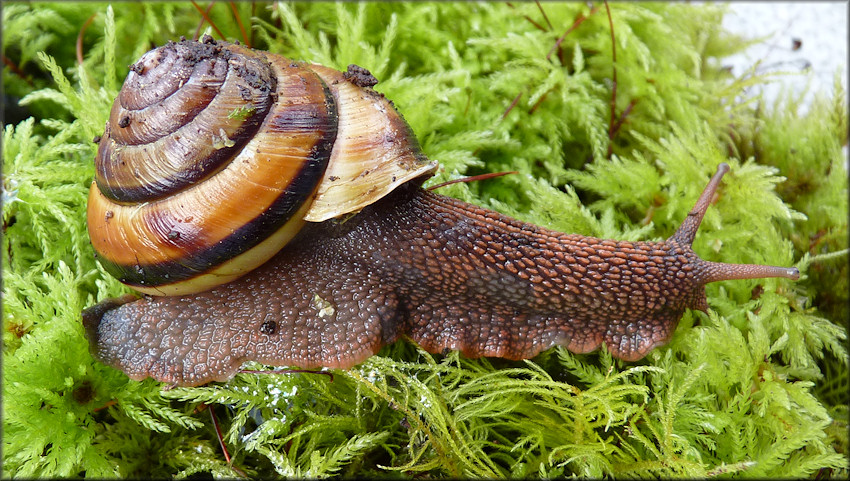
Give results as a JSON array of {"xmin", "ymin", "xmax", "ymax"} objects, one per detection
[{"xmin": 95, "ymin": 135, "xmax": 335, "ymax": 288}]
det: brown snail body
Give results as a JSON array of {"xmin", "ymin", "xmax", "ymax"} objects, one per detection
[{"xmin": 82, "ymin": 38, "xmax": 799, "ymax": 386}]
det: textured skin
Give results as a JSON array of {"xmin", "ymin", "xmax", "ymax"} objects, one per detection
[{"xmin": 83, "ymin": 180, "xmax": 798, "ymax": 386}]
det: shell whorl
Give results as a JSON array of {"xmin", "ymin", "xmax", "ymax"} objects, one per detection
[{"xmin": 87, "ymin": 38, "xmax": 435, "ymax": 295}]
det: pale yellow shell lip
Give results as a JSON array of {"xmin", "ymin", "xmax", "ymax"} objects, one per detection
[
  {"xmin": 305, "ymin": 160, "xmax": 438, "ymax": 222},
  {"xmin": 303, "ymin": 63, "xmax": 438, "ymax": 223}
]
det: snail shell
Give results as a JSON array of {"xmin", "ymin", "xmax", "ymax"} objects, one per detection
[{"xmin": 87, "ymin": 37, "xmax": 435, "ymax": 295}]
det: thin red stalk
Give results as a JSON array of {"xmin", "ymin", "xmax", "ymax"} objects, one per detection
[
  {"xmin": 207, "ymin": 406, "xmax": 249, "ymax": 478},
  {"xmin": 609, "ymin": 98, "xmax": 637, "ymax": 140},
  {"xmin": 192, "ymin": 2, "xmax": 215, "ymax": 41},
  {"xmin": 229, "ymin": 1, "xmax": 251, "ymax": 47},
  {"xmin": 536, "ymin": 1, "xmax": 554, "ymax": 30},
  {"xmin": 93, "ymin": 400, "xmax": 117, "ymax": 412},
  {"xmin": 604, "ymin": 1, "xmax": 623, "ymax": 158},
  {"xmin": 504, "ymin": 3, "xmax": 595, "ymax": 120},
  {"xmin": 605, "ymin": 1, "xmax": 617, "ymax": 144},
  {"xmin": 508, "ymin": 1, "xmax": 552, "ymax": 32},
  {"xmin": 523, "ymin": 15, "xmax": 547, "ymax": 32},
  {"xmin": 529, "ymin": 89, "xmax": 552, "ymax": 114},
  {"xmin": 191, "ymin": 1, "xmax": 225, "ymax": 40},
  {"xmin": 428, "ymin": 171, "xmax": 519, "ymax": 191},
  {"xmin": 546, "ymin": 5, "xmax": 597, "ymax": 61},
  {"xmin": 209, "ymin": 405, "xmax": 231, "ymax": 464},
  {"xmin": 76, "ymin": 13, "xmax": 97, "ymax": 66},
  {"xmin": 2, "ymin": 55, "xmax": 32, "ymax": 85},
  {"xmin": 501, "ymin": 92, "xmax": 523, "ymax": 120}
]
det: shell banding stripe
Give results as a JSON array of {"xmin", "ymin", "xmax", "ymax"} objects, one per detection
[
  {"xmin": 87, "ymin": 43, "xmax": 338, "ymax": 295},
  {"xmin": 96, "ymin": 42, "xmax": 278, "ymax": 203}
]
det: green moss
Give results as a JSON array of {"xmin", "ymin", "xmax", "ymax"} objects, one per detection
[
  {"xmin": 3, "ymin": 2, "xmax": 847, "ymax": 478},
  {"xmin": 227, "ymin": 106, "xmax": 258, "ymax": 121}
]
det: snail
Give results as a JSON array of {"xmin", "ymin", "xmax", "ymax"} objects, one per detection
[{"xmin": 81, "ymin": 37, "xmax": 800, "ymax": 387}]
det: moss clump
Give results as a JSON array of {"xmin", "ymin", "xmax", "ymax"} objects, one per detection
[{"xmin": 3, "ymin": 2, "xmax": 847, "ymax": 478}]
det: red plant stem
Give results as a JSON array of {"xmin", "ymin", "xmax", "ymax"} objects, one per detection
[
  {"xmin": 207, "ymin": 406, "xmax": 249, "ymax": 477},
  {"xmin": 604, "ymin": 0, "xmax": 618, "ymax": 158},
  {"xmin": 2, "ymin": 55, "xmax": 32, "ymax": 85},
  {"xmin": 209, "ymin": 405, "xmax": 231, "ymax": 464},
  {"xmin": 506, "ymin": 2, "xmax": 548, "ymax": 33},
  {"xmin": 529, "ymin": 89, "xmax": 552, "ymax": 114},
  {"xmin": 93, "ymin": 399, "xmax": 117, "ymax": 412},
  {"xmin": 609, "ymin": 98, "xmax": 637, "ymax": 141},
  {"xmin": 76, "ymin": 13, "xmax": 97, "ymax": 66},
  {"xmin": 546, "ymin": 4, "xmax": 598, "ymax": 61},
  {"xmin": 536, "ymin": 1, "xmax": 553, "ymax": 30},
  {"xmin": 229, "ymin": 2, "xmax": 251, "ymax": 47},
  {"xmin": 501, "ymin": 92, "xmax": 523, "ymax": 120},
  {"xmin": 504, "ymin": 3, "xmax": 596, "ymax": 121},
  {"xmin": 523, "ymin": 15, "xmax": 547, "ymax": 32},
  {"xmin": 427, "ymin": 171, "xmax": 519, "ymax": 191},
  {"xmin": 192, "ymin": 2, "xmax": 214, "ymax": 41},
  {"xmin": 191, "ymin": 1, "xmax": 226, "ymax": 41}
]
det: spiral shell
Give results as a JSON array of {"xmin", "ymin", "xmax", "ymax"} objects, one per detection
[{"xmin": 87, "ymin": 37, "xmax": 436, "ymax": 295}]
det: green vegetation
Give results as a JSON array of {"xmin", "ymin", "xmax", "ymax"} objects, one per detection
[{"xmin": 3, "ymin": 2, "xmax": 847, "ymax": 478}]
